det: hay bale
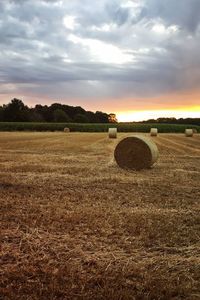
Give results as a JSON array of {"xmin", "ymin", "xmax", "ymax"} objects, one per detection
[
  {"xmin": 64, "ymin": 127, "xmax": 70, "ymax": 133},
  {"xmin": 114, "ymin": 135, "xmax": 159, "ymax": 170},
  {"xmin": 109, "ymin": 128, "xmax": 117, "ymax": 138},
  {"xmin": 185, "ymin": 129, "xmax": 193, "ymax": 137},
  {"xmin": 150, "ymin": 128, "xmax": 158, "ymax": 136}
]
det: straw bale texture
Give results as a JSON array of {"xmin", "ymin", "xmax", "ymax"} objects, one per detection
[
  {"xmin": 185, "ymin": 129, "xmax": 193, "ymax": 137},
  {"xmin": 64, "ymin": 127, "xmax": 70, "ymax": 133},
  {"xmin": 114, "ymin": 135, "xmax": 159, "ymax": 170},
  {"xmin": 150, "ymin": 128, "xmax": 158, "ymax": 136},
  {"xmin": 109, "ymin": 128, "xmax": 117, "ymax": 138}
]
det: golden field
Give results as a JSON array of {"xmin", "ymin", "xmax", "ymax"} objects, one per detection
[{"xmin": 0, "ymin": 132, "xmax": 200, "ymax": 300}]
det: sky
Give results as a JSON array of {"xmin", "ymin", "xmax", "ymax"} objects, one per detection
[{"xmin": 0, "ymin": 0, "xmax": 200, "ymax": 121}]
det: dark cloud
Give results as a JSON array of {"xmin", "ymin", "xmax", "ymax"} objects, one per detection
[{"xmin": 0, "ymin": 0, "xmax": 200, "ymax": 111}]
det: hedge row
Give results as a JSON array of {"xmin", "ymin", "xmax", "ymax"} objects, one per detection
[{"xmin": 0, "ymin": 122, "xmax": 199, "ymax": 133}]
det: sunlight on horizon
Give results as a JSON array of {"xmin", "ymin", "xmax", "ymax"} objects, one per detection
[{"xmin": 117, "ymin": 108, "xmax": 200, "ymax": 122}]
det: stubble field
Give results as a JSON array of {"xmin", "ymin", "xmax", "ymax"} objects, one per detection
[{"xmin": 0, "ymin": 132, "xmax": 200, "ymax": 300}]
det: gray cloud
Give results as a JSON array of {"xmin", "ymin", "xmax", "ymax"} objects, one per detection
[
  {"xmin": 140, "ymin": 0, "xmax": 200, "ymax": 33},
  {"xmin": 0, "ymin": 0, "xmax": 200, "ymax": 111}
]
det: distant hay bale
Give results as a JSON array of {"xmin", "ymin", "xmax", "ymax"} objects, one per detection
[
  {"xmin": 109, "ymin": 128, "xmax": 117, "ymax": 138},
  {"xmin": 193, "ymin": 128, "xmax": 198, "ymax": 134},
  {"xmin": 114, "ymin": 135, "xmax": 159, "ymax": 170},
  {"xmin": 185, "ymin": 129, "xmax": 193, "ymax": 137},
  {"xmin": 64, "ymin": 127, "xmax": 70, "ymax": 133},
  {"xmin": 150, "ymin": 128, "xmax": 158, "ymax": 136}
]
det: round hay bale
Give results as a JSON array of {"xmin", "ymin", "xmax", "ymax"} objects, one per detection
[
  {"xmin": 185, "ymin": 129, "xmax": 193, "ymax": 137},
  {"xmin": 193, "ymin": 128, "xmax": 198, "ymax": 134},
  {"xmin": 114, "ymin": 135, "xmax": 159, "ymax": 170},
  {"xmin": 109, "ymin": 128, "xmax": 117, "ymax": 138},
  {"xmin": 150, "ymin": 128, "xmax": 158, "ymax": 136},
  {"xmin": 64, "ymin": 127, "xmax": 70, "ymax": 133}
]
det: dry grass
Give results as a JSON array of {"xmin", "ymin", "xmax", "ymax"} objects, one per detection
[{"xmin": 0, "ymin": 132, "xmax": 200, "ymax": 300}]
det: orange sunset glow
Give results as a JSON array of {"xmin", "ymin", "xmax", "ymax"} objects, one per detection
[{"xmin": 117, "ymin": 107, "xmax": 200, "ymax": 122}]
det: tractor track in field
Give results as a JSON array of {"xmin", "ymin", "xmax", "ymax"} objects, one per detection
[{"xmin": 155, "ymin": 135, "xmax": 200, "ymax": 155}]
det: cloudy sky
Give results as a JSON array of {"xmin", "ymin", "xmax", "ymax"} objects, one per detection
[{"xmin": 0, "ymin": 0, "xmax": 200, "ymax": 121}]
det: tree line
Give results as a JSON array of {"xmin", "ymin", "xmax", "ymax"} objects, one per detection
[
  {"xmin": 0, "ymin": 99, "xmax": 199, "ymax": 125},
  {"xmin": 0, "ymin": 99, "xmax": 117, "ymax": 123},
  {"xmin": 143, "ymin": 117, "xmax": 200, "ymax": 126}
]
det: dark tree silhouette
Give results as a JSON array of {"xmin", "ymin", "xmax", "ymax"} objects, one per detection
[
  {"xmin": 95, "ymin": 111, "xmax": 109, "ymax": 123},
  {"xmin": 1, "ymin": 98, "xmax": 198, "ymax": 125},
  {"xmin": 3, "ymin": 98, "xmax": 30, "ymax": 122},
  {"xmin": 74, "ymin": 113, "xmax": 89, "ymax": 123},
  {"xmin": 53, "ymin": 109, "xmax": 71, "ymax": 122},
  {"xmin": 0, "ymin": 99, "xmax": 112, "ymax": 123}
]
